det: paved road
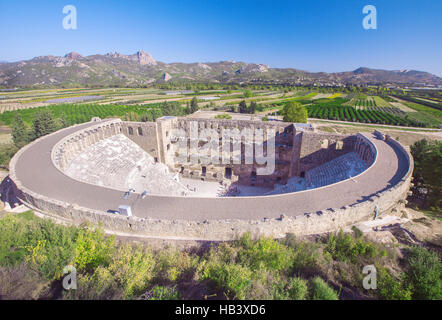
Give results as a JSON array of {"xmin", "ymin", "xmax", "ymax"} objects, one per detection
[{"xmin": 13, "ymin": 121, "xmax": 409, "ymax": 221}]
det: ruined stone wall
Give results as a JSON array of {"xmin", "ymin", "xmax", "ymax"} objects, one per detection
[
  {"xmin": 120, "ymin": 121, "xmax": 160, "ymax": 161},
  {"xmin": 159, "ymin": 117, "xmax": 296, "ymax": 186},
  {"xmin": 297, "ymin": 132, "xmax": 358, "ymax": 175}
]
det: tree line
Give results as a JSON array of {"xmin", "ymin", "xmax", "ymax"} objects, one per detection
[{"xmin": 12, "ymin": 109, "xmax": 61, "ymax": 148}]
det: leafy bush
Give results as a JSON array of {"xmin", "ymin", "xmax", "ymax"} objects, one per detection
[
  {"xmin": 69, "ymin": 266, "xmax": 123, "ymax": 300},
  {"xmin": 74, "ymin": 228, "xmax": 115, "ymax": 272},
  {"xmin": 410, "ymin": 139, "xmax": 442, "ymax": 213},
  {"xmin": 0, "ymin": 213, "xmax": 78, "ymax": 279},
  {"xmin": 284, "ymin": 235, "xmax": 326, "ymax": 275},
  {"xmin": 287, "ymin": 277, "xmax": 309, "ymax": 300},
  {"xmin": 406, "ymin": 246, "xmax": 441, "ymax": 300},
  {"xmin": 325, "ymin": 229, "xmax": 382, "ymax": 263},
  {"xmin": 150, "ymin": 286, "xmax": 180, "ymax": 300},
  {"xmin": 310, "ymin": 277, "xmax": 339, "ymax": 300},
  {"xmin": 0, "ymin": 143, "xmax": 18, "ymax": 168},
  {"xmin": 107, "ymin": 244, "xmax": 155, "ymax": 298},
  {"xmin": 155, "ymin": 249, "xmax": 197, "ymax": 282},
  {"xmin": 201, "ymin": 262, "xmax": 252, "ymax": 299},
  {"xmin": 377, "ymin": 267, "xmax": 412, "ymax": 300},
  {"xmin": 236, "ymin": 233, "xmax": 293, "ymax": 272}
]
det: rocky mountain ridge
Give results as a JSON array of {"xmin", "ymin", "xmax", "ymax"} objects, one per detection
[{"xmin": 0, "ymin": 50, "xmax": 440, "ymax": 88}]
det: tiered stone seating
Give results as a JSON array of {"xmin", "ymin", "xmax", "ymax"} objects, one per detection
[
  {"xmin": 305, "ymin": 152, "xmax": 367, "ymax": 189},
  {"xmin": 267, "ymin": 152, "xmax": 367, "ymax": 195},
  {"xmin": 65, "ymin": 134, "xmax": 188, "ymax": 196}
]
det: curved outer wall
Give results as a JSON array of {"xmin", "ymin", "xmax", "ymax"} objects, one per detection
[{"xmin": 9, "ymin": 119, "xmax": 413, "ymax": 240}]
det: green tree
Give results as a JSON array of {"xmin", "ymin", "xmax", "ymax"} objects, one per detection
[
  {"xmin": 410, "ymin": 139, "xmax": 442, "ymax": 211},
  {"xmin": 140, "ymin": 112, "xmax": 153, "ymax": 122},
  {"xmin": 190, "ymin": 97, "xmax": 199, "ymax": 114},
  {"xmin": 11, "ymin": 114, "xmax": 28, "ymax": 148},
  {"xmin": 59, "ymin": 112, "xmax": 69, "ymax": 129},
  {"xmin": 282, "ymin": 101, "xmax": 307, "ymax": 123},
  {"xmin": 249, "ymin": 101, "xmax": 257, "ymax": 114},
  {"xmin": 162, "ymin": 101, "xmax": 184, "ymax": 116},
  {"xmin": 406, "ymin": 246, "xmax": 441, "ymax": 300},
  {"xmin": 238, "ymin": 100, "xmax": 248, "ymax": 114},
  {"xmin": 0, "ymin": 144, "xmax": 18, "ymax": 168},
  {"xmin": 33, "ymin": 109, "xmax": 57, "ymax": 139}
]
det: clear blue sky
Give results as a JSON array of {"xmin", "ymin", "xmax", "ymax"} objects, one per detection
[{"xmin": 0, "ymin": 0, "xmax": 441, "ymax": 76}]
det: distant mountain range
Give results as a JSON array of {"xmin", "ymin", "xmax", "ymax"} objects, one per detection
[{"xmin": 0, "ymin": 50, "xmax": 440, "ymax": 88}]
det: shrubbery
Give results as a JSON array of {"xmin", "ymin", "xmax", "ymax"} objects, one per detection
[
  {"xmin": 405, "ymin": 246, "xmax": 441, "ymax": 300},
  {"xmin": 310, "ymin": 277, "xmax": 339, "ymax": 300},
  {"xmin": 410, "ymin": 139, "xmax": 442, "ymax": 215},
  {"xmin": 0, "ymin": 214, "xmax": 440, "ymax": 300},
  {"xmin": 324, "ymin": 229, "xmax": 386, "ymax": 263}
]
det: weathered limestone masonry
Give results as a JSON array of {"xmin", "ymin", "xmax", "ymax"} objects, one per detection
[
  {"xmin": 52, "ymin": 119, "xmax": 123, "ymax": 170},
  {"xmin": 296, "ymin": 132, "xmax": 357, "ymax": 176},
  {"xmin": 120, "ymin": 121, "xmax": 160, "ymax": 162},
  {"xmin": 161, "ymin": 117, "xmax": 296, "ymax": 186},
  {"xmin": 9, "ymin": 119, "xmax": 413, "ymax": 241},
  {"xmin": 119, "ymin": 117, "xmax": 363, "ymax": 188}
]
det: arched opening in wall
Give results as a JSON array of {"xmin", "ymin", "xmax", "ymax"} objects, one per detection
[
  {"xmin": 225, "ymin": 167, "xmax": 232, "ymax": 179},
  {"xmin": 167, "ymin": 144, "xmax": 171, "ymax": 151},
  {"xmin": 138, "ymin": 127, "xmax": 143, "ymax": 136},
  {"xmin": 251, "ymin": 170, "xmax": 257, "ymax": 186},
  {"xmin": 180, "ymin": 166, "xmax": 184, "ymax": 174},
  {"xmin": 300, "ymin": 171, "xmax": 305, "ymax": 178},
  {"xmin": 336, "ymin": 141, "xmax": 343, "ymax": 150},
  {"xmin": 128, "ymin": 127, "xmax": 134, "ymax": 135},
  {"xmin": 251, "ymin": 170, "xmax": 257, "ymax": 180},
  {"xmin": 201, "ymin": 166, "xmax": 207, "ymax": 177}
]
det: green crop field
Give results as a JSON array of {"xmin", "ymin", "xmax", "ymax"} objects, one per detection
[
  {"xmin": 373, "ymin": 96, "xmax": 393, "ymax": 108},
  {"xmin": 297, "ymin": 97, "xmax": 429, "ymax": 127},
  {"xmin": 328, "ymin": 93, "xmax": 341, "ymax": 99},
  {"xmin": 0, "ymin": 103, "xmax": 168, "ymax": 126}
]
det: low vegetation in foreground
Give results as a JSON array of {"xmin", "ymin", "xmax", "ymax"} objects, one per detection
[
  {"xmin": 0, "ymin": 211, "xmax": 440, "ymax": 300},
  {"xmin": 409, "ymin": 139, "xmax": 442, "ymax": 219}
]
